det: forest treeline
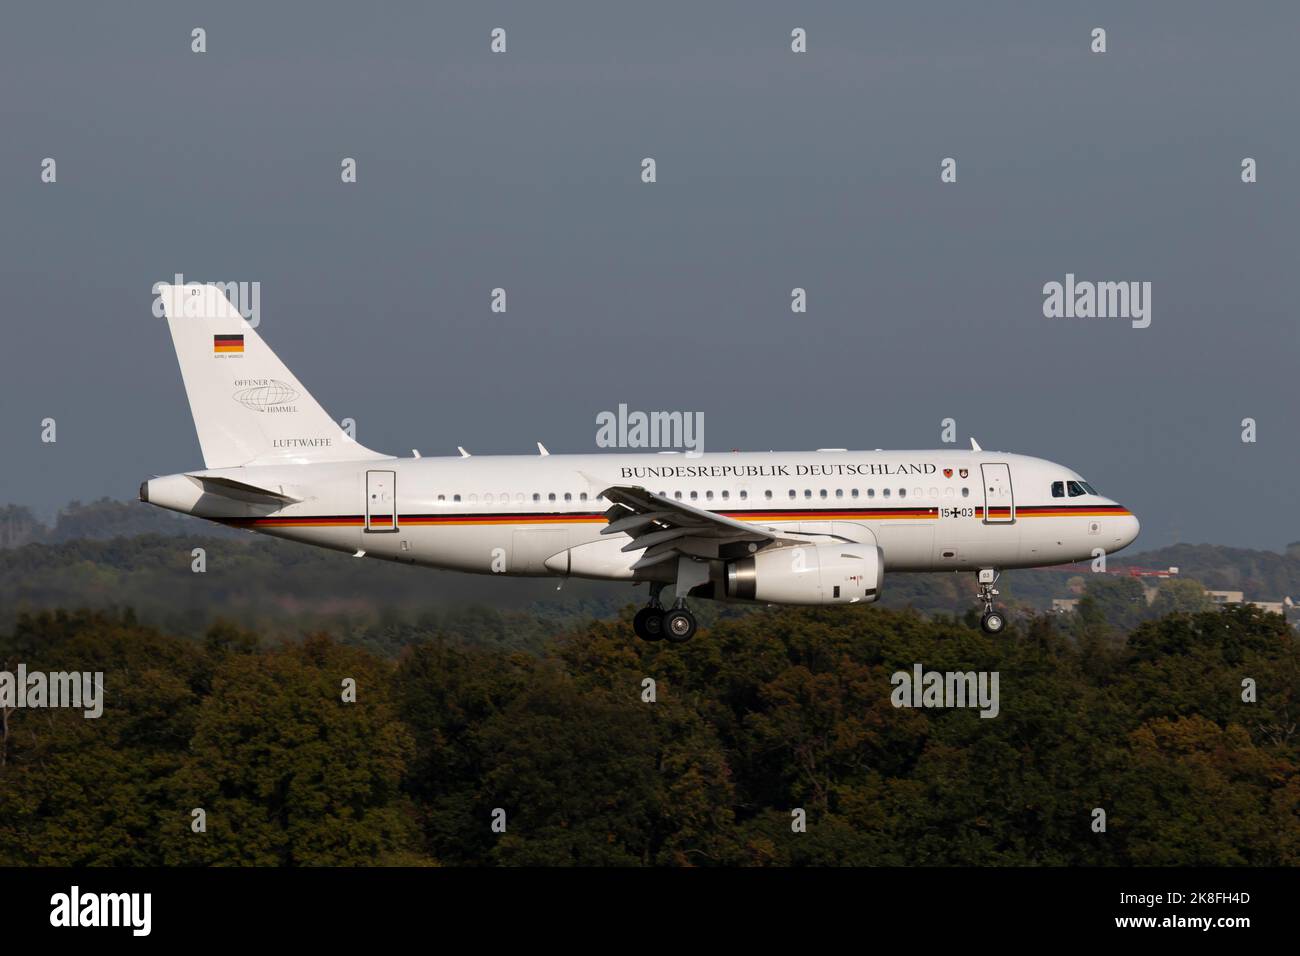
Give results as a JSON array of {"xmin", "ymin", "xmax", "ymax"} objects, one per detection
[
  {"xmin": 0, "ymin": 499, "xmax": 231, "ymax": 549},
  {"xmin": 1, "ymin": 602, "xmax": 1296, "ymax": 866},
  {"xmin": 4, "ymin": 499, "xmax": 1300, "ymax": 643}
]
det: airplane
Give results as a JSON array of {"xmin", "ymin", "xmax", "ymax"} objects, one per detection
[{"xmin": 141, "ymin": 284, "xmax": 1140, "ymax": 643}]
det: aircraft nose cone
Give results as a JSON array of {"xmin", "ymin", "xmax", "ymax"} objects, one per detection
[{"xmin": 1121, "ymin": 511, "xmax": 1140, "ymax": 548}]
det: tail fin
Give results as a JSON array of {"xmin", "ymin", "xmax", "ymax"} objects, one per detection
[{"xmin": 157, "ymin": 283, "xmax": 389, "ymax": 468}]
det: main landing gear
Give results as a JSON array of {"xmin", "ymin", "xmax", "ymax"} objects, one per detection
[
  {"xmin": 632, "ymin": 605, "xmax": 664, "ymax": 642},
  {"xmin": 662, "ymin": 604, "xmax": 697, "ymax": 643},
  {"xmin": 632, "ymin": 583, "xmax": 697, "ymax": 644},
  {"xmin": 976, "ymin": 569, "xmax": 1006, "ymax": 635}
]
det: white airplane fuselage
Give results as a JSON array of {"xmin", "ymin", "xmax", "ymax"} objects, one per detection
[
  {"xmin": 141, "ymin": 283, "xmax": 1139, "ymax": 625},
  {"xmin": 143, "ymin": 448, "xmax": 1139, "ymax": 588}
]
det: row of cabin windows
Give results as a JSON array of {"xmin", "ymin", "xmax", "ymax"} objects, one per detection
[
  {"xmin": 436, "ymin": 492, "xmax": 602, "ymax": 504},
  {"xmin": 433, "ymin": 487, "xmax": 974, "ymax": 505},
  {"xmin": 677, "ymin": 487, "xmax": 974, "ymax": 501}
]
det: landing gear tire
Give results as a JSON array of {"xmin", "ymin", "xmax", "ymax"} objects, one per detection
[
  {"xmin": 980, "ymin": 611, "xmax": 1005, "ymax": 635},
  {"xmin": 663, "ymin": 608, "xmax": 697, "ymax": 644},
  {"xmin": 633, "ymin": 607, "xmax": 664, "ymax": 642}
]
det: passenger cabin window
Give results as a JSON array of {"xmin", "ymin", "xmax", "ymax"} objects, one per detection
[{"xmin": 740, "ymin": 490, "xmax": 748, "ymax": 500}]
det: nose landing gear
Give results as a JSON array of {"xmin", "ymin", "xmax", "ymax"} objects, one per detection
[{"xmin": 976, "ymin": 569, "xmax": 1006, "ymax": 634}]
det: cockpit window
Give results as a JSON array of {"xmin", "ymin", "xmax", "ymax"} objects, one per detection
[
  {"xmin": 1051, "ymin": 481, "xmax": 1065, "ymax": 498},
  {"xmin": 1067, "ymin": 480, "xmax": 1089, "ymax": 497}
]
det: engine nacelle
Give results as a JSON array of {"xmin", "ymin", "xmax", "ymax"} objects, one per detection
[{"xmin": 725, "ymin": 543, "xmax": 883, "ymax": 606}]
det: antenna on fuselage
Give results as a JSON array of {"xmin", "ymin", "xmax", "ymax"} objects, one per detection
[
  {"xmin": 457, "ymin": 446, "xmax": 471, "ymax": 458},
  {"xmin": 970, "ymin": 437, "xmax": 982, "ymax": 451},
  {"xmin": 537, "ymin": 442, "xmax": 550, "ymax": 456}
]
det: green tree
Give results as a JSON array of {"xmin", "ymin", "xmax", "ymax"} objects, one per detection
[
  {"xmin": 164, "ymin": 633, "xmax": 422, "ymax": 865},
  {"xmin": 1148, "ymin": 578, "xmax": 1213, "ymax": 617},
  {"xmin": 0, "ymin": 611, "xmax": 210, "ymax": 865}
]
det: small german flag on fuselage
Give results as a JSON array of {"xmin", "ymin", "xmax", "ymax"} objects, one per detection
[{"xmin": 213, "ymin": 334, "xmax": 244, "ymax": 354}]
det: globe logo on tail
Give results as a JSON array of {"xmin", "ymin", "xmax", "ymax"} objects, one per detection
[{"xmin": 233, "ymin": 379, "xmax": 300, "ymax": 412}]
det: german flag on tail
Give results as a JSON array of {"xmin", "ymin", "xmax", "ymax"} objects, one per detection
[{"xmin": 213, "ymin": 334, "xmax": 244, "ymax": 354}]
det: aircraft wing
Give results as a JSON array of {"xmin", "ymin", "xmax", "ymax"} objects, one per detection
[{"xmin": 598, "ymin": 483, "xmax": 790, "ymax": 571}]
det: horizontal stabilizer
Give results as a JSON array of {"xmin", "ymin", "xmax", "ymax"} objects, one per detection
[{"xmin": 186, "ymin": 473, "xmax": 302, "ymax": 504}]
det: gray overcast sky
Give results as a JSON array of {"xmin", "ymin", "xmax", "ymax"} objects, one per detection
[{"xmin": 2, "ymin": 1, "xmax": 1297, "ymax": 551}]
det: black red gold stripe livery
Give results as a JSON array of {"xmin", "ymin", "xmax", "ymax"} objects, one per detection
[{"xmin": 217, "ymin": 502, "xmax": 1133, "ymax": 529}]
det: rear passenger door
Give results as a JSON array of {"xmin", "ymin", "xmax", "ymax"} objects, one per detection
[{"xmin": 365, "ymin": 470, "xmax": 397, "ymax": 532}]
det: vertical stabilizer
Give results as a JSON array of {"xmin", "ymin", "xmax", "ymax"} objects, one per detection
[{"xmin": 157, "ymin": 283, "xmax": 389, "ymax": 467}]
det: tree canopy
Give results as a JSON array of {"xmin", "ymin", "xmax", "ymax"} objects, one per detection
[{"xmin": 2, "ymin": 602, "xmax": 1295, "ymax": 866}]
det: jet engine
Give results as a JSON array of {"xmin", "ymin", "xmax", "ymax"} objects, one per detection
[{"xmin": 724, "ymin": 542, "xmax": 883, "ymax": 605}]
